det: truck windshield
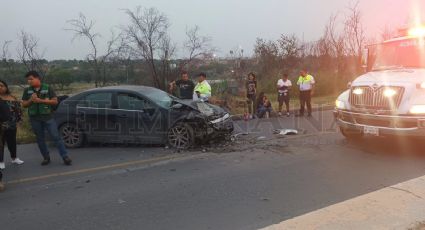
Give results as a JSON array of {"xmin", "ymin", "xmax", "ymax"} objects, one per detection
[{"xmin": 371, "ymin": 38, "xmax": 425, "ymax": 71}]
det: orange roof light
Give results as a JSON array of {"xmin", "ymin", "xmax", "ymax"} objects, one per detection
[{"xmin": 408, "ymin": 26, "xmax": 425, "ymax": 37}]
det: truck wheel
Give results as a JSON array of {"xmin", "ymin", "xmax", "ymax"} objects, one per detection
[
  {"xmin": 168, "ymin": 123, "xmax": 195, "ymax": 149},
  {"xmin": 340, "ymin": 127, "xmax": 363, "ymax": 140},
  {"xmin": 59, "ymin": 123, "xmax": 84, "ymax": 148}
]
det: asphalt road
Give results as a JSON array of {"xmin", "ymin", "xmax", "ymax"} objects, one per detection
[{"xmin": 2, "ymin": 110, "xmax": 425, "ymax": 230}]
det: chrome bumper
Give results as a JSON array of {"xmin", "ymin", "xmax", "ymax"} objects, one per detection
[{"xmin": 334, "ymin": 109, "xmax": 425, "ymax": 137}]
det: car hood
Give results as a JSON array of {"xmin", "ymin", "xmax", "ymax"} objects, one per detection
[
  {"xmin": 353, "ymin": 68, "xmax": 425, "ymax": 86},
  {"xmin": 174, "ymin": 99, "xmax": 227, "ymax": 117}
]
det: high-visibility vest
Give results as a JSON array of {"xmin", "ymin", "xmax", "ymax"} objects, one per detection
[
  {"xmin": 194, "ymin": 81, "xmax": 212, "ymax": 97},
  {"xmin": 297, "ymin": 75, "xmax": 315, "ymax": 91},
  {"xmin": 26, "ymin": 84, "xmax": 53, "ymax": 116}
]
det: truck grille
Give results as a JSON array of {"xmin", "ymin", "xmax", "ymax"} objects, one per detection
[{"xmin": 349, "ymin": 86, "xmax": 404, "ymax": 110}]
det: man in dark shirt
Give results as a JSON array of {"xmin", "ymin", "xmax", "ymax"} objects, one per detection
[
  {"xmin": 21, "ymin": 71, "xmax": 72, "ymax": 166},
  {"xmin": 169, "ymin": 71, "xmax": 195, "ymax": 100}
]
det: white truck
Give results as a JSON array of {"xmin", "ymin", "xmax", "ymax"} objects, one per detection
[{"xmin": 334, "ymin": 26, "xmax": 425, "ymax": 139}]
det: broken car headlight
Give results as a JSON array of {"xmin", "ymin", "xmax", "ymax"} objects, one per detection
[{"xmin": 210, "ymin": 113, "xmax": 230, "ymax": 124}]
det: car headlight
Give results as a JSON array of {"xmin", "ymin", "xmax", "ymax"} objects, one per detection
[
  {"xmin": 335, "ymin": 100, "xmax": 346, "ymax": 110},
  {"xmin": 410, "ymin": 105, "xmax": 425, "ymax": 114},
  {"xmin": 383, "ymin": 88, "xmax": 397, "ymax": 97},
  {"xmin": 420, "ymin": 82, "xmax": 425, "ymax": 89}
]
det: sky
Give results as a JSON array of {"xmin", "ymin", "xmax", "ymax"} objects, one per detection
[{"xmin": 1, "ymin": 0, "xmax": 424, "ymax": 60}]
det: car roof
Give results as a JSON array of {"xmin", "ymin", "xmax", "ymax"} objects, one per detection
[{"xmin": 82, "ymin": 85, "xmax": 160, "ymax": 93}]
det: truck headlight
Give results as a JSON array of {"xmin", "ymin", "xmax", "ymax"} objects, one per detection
[
  {"xmin": 335, "ymin": 100, "xmax": 346, "ymax": 110},
  {"xmin": 352, "ymin": 88, "xmax": 364, "ymax": 95},
  {"xmin": 383, "ymin": 88, "xmax": 397, "ymax": 97},
  {"xmin": 410, "ymin": 105, "xmax": 425, "ymax": 114}
]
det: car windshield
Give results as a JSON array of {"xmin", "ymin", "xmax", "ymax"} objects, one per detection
[
  {"xmin": 370, "ymin": 38, "xmax": 425, "ymax": 71},
  {"xmin": 142, "ymin": 89, "xmax": 172, "ymax": 108}
]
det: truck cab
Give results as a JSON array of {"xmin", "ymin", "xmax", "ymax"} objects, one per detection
[{"xmin": 334, "ymin": 26, "xmax": 425, "ymax": 139}]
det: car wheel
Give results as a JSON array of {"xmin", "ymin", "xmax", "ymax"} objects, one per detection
[
  {"xmin": 168, "ymin": 123, "xmax": 195, "ymax": 149},
  {"xmin": 60, "ymin": 123, "xmax": 84, "ymax": 148},
  {"xmin": 340, "ymin": 127, "xmax": 363, "ymax": 140}
]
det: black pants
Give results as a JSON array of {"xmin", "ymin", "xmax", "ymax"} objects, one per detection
[
  {"xmin": 299, "ymin": 90, "xmax": 312, "ymax": 115},
  {"xmin": 0, "ymin": 128, "xmax": 17, "ymax": 162},
  {"xmin": 0, "ymin": 128, "xmax": 4, "ymax": 181}
]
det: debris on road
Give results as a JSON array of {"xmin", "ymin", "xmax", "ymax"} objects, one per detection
[{"xmin": 273, "ymin": 129, "xmax": 299, "ymax": 135}]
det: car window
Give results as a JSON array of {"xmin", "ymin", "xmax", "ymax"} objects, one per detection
[
  {"xmin": 79, "ymin": 92, "xmax": 113, "ymax": 109},
  {"xmin": 117, "ymin": 93, "xmax": 154, "ymax": 110}
]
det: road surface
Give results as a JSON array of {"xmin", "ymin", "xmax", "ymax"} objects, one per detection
[{"xmin": 1, "ymin": 110, "xmax": 425, "ymax": 230}]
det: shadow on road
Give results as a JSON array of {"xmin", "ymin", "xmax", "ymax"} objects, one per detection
[{"xmin": 344, "ymin": 136, "xmax": 425, "ymax": 157}]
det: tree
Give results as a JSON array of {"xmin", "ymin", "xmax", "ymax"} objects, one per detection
[
  {"xmin": 47, "ymin": 68, "xmax": 73, "ymax": 90},
  {"xmin": 254, "ymin": 38, "xmax": 279, "ymax": 75},
  {"xmin": 181, "ymin": 25, "xmax": 215, "ymax": 71},
  {"xmin": 277, "ymin": 34, "xmax": 303, "ymax": 71},
  {"xmin": 1, "ymin": 41, "xmax": 16, "ymax": 78},
  {"xmin": 344, "ymin": 0, "xmax": 366, "ymax": 72},
  {"xmin": 122, "ymin": 6, "xmax": 171, "ymax": 90},
  {"xmin": 66, "ymin": 13, "xmax": 120, "ymax": 87},
  {"xmin": 16, "ymin": 30, "xmax": 47, "ymax": 77}
]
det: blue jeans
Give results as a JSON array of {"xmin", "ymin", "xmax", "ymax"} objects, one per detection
[{"xmin": 30, "ymin": 118, "xmax": 68, "ymax": 158}]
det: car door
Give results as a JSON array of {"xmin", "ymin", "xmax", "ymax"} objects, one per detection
[
  {"xmin": 76, "ymin": 91, "xmax": 119, "ymax": 142},
  {"xmin": 116, "ymin": 92, "xmax": 165, "ymax": 144}
]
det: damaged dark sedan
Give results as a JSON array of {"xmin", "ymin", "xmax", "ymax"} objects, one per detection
[{"xmin": 54, "ymin": 86, "xmax": 234, "ymax": 149}]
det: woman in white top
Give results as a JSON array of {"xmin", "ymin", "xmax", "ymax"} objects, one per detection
[{"xmin": 277, "ymin": 73, "xmax": 292, "ymax": 117}]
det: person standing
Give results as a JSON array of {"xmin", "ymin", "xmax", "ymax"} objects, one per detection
[
  {"xmin": 277, "ymin": 73, "xmax": 292, "ymax": 117},
  {"xmin": 0, "ymin": 80, "xmax": 24, "ymax": 170},
  {"xmin": 194, "ymin": 72, "xmax": 211, "ymax": 102},
  {"xmin": 296, "ymin": 70, "xmax": 315, "ymax": 117},
  {"xmin": 21, "ymin": 71, "xmax": 72, "ymax": 166},
  {"xmin": 169, "ymin": 70, "xmax": 195, "ymax": 100},
  {"xmin": 246, "ymin": 72, "xmax": 257, "ymax": 119},
  {"xmin": 0, "ymin": 98, "xmax": 11, "ymax": 192}
]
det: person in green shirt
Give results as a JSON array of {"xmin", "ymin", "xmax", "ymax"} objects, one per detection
[
  {"xmin": 21, "ymin": 71, "xmax": 72, "ymax": 166},
  {"xmin": 194, "ymin": 72, "xmax": 211, "ymax": 102}
]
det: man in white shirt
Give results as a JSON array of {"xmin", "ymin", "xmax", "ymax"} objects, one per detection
[
  {"xmin": 296, "ymin": 70, "xmax": 315, "ymax": 117},
  {"xmin": 277, "ymin": 73, "xmax": 292, "ymax": 117}
]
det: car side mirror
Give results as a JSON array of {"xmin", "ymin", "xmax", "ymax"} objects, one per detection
[{"xmin": 172, "ymin": 103, "xmax": 183, "ymax": 109}]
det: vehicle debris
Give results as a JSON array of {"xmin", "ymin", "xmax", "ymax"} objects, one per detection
[{"xmin": 273, "ymin": 129, "xmax": 299, "ymax": 135}]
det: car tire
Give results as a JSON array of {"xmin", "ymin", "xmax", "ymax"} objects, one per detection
[
  {"xmin": 168, "ymin": 122, "xmax": 195, "ymax": 149},
  {"xmin": 59, "ymin": 123, "xmax": 84, "ymax": 148},
  {"xmin": 340, "ymin": 127, "xmax": 363, "ymax": 140}
]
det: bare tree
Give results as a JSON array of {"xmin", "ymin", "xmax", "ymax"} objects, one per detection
[
  {"xmin": 1, "ymin": 41, "xmax": 15, "ymax": 76},
  {"xmin": 159, "ymin": 35, "xmax": 176, "ymax": 84},
  {"xmin": 344, "ymin": 0, "xmax": 366, "ymax": 72},
  {"xmin": 277, "ymin": 34, "xmax": 303, "ymax": 71},
  {"xmin": 181, "ymin": 25, "xmax": 215, "ymax": 71},
  {"xmin": 122, "ymin": 6, "xmax": 170, "ymax": 89},
  {"xmin": 66, "ymin": 13, "xmax": 119, "ymax": 87},
  {"xmin": 16, "ymin": 30, "xmax": 47, "ymax": 77}
]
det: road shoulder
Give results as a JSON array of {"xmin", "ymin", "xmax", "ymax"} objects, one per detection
[{"xmin": 262, "ymin": 174, "xmax": 425, "ymax": 230}]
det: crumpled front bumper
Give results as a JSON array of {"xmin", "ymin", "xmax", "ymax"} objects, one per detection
[
  {"xmin": 207, "ymin": 115, "xmax": 234, "ymax": 136},
  {"xmin": 334, "ymin": 109, "xmax": 425, "ymax": 137}
]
